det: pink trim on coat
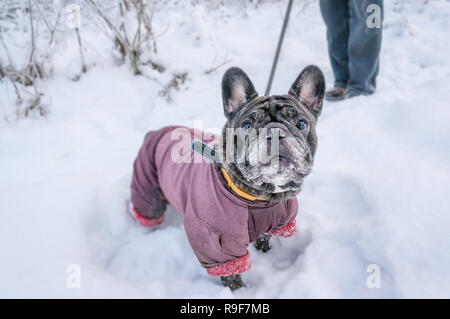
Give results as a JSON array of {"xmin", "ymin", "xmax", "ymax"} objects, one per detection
[
  {"xmin": 133, "ymin": 207, "xmax": 165, "ymax": 228},
  {"xmin": 267, "ymin": 220, "xmax": 297, "ymax": 238},
  {"xmin": 206, "ymin": 252, "xmax": 251, "ymax": 277}
]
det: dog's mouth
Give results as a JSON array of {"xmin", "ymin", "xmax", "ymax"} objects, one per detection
[
  {"xmin": 240, "ymin": 142, "xmax": 311, "ymax": 193},
  {"xmin": 260, "ymin": 155, "xmax": 308, "ymax": 181},
  {"xmin": 262, "ymin": 155, "xmax": 302, "ymax": 175}
]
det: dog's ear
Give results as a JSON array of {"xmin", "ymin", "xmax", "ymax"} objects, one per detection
[
  {"xmin": 222, "ymin": 67, "xmax": 258, "ymax": 119},
  {"xmin": 289, "ymin": 65, "xmax": 325, "ymax": 117}
]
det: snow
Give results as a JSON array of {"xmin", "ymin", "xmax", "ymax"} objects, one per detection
[{"xmin": 1, "ymin": 0, "xmax": 450, "ymax": 298}]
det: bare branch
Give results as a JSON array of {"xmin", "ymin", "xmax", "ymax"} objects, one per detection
[
  {"xmin": 49, "ymin": 9, "xmax": 62, "ymax": 46},
  {"xmin": 85, "ymin": 0, "xmax": 129, "ymax": 50},
  {"xmin": 27, "ymin": 0, "xmax": 36, "ymax": 65},
  {"xmin": 75, "ymin": 28, "xmax": 87, "ymax": 73},
  {"xmin": 0, "ymin": 25, "xmax": 18, "ymax": 72},
  {"xmin": 35, "ymin": 3, "xmax": 62, "ymax": 46},
  {"xmin": 0, "ymin": 25, "xmax": 21, "ymax": 103},
  {"xmin": 0, "ymin": 61, "xmax": 5, "ymax": 79},
  {"xmin": 35, "ymin": 1, "xmax": 52, "ymax": 34},
  {"xmin": 86, "ymin": 0, "xmax": 157, "ymax": 75},
  {"xmin": 205, "ymin": 56, "xmax": 232, "ymax": 75}
]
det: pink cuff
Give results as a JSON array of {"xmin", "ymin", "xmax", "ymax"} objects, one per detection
[
  {"xmin": 267, "ymin": 220, "xmax": 297, "ymax": 238},
  {"xmin": 206, "ymin": 252, "xmax": 251, "ymax": 277},
  {"xmin": 132, "ymin": 208, "xmax": 165, "ymax": 228}
]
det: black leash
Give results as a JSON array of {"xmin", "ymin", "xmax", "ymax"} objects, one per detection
[{"xmin": 264, "ymin": 0, "xmax": 294, "ymax": 97}]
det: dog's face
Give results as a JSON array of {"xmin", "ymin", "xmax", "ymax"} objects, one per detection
[{"xmin": 220, "ymin": 66, "xmax": 325, "ymax": 201}]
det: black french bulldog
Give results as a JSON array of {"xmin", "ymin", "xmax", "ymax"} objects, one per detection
[{"xmin": 218, "ymin": 65, "xmax": 325, "ymax": 289}]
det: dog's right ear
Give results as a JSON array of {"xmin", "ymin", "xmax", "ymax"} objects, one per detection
[{"xmin": 222, "ymin": 67, "xmax": 258, "ymax": 119}]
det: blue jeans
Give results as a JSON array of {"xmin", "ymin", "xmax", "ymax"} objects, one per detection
[{"xmin": 319, "ymin": 0, "xmax": 383, "ymax": 94}]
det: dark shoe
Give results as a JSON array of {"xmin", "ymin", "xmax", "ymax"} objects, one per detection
[
  {"xmin": 345, "ymin": 88, "xmax": 364, "ymax": 99},
  {"xmin": 325, "ymin": 87, "xmax": 348, "ymax": 101},
  {"xmin": 325, "ymin": 87, "xmax": 365, "ymax": 102}
]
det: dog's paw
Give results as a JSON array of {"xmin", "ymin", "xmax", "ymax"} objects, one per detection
[
  {"xmin": 221, "ymin": 274, "xmax": 245, "ymax": 291},
  {"xmin": 254, "ymin": 234, "xmax": 272, "ymax": 253}
]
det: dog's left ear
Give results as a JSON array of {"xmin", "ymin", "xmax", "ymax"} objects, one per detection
[
  {"xmin": 222, "ymin": 67, "xmax": 258, "ymax": 119},
  {"xmin": 289, "ymin": 65, "xmax": 325, "ymax": 117}
]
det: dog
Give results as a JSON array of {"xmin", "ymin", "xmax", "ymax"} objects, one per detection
[{"xmin": 130, "ymin": 65, "xmax": 325, "ymax": 290}]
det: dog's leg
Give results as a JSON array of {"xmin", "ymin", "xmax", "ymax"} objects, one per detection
[
  {"xmin": 221, "ymin": 274, "xmax": 245, "ymax": 291},
  {"xmin": 254, "ymin": 234, "xmax": 272, "ymax": 252}
]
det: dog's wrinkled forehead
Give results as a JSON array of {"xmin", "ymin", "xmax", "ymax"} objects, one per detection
[
  {"xmin": 268, "ymin": 94, "xmax": 315, "ymax": 118},
  {"xmin": 228, "ymin": 94, "xmax": 315, "ymax": 126}
]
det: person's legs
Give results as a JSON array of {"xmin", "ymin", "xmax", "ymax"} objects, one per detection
[
  {"xmin": 319, "ymin": 0, "xmax": 350, "ymax": 89},
  {"xmin": 347, "ymin": 0, "xmax": 383, "ymax": 94}
]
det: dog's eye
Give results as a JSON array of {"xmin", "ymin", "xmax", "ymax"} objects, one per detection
[
  {"xmin": 296, "ymin": 119, "xmax": 308, "ymax": 130},
  {"xmin": 242, "ymin": 122, "xmax": 252, "ymax": 130}
]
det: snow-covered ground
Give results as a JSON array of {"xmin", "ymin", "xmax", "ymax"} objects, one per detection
[{"xmin": 1, "ymin": 0, "xmax": 450, "ymax": 298}]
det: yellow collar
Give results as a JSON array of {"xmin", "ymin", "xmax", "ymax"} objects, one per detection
[{"xmin": 221, "ymin": 168, "xmax": 266, "ymax": 201}]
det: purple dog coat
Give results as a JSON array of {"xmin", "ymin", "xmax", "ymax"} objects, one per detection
[{"xmin": 130, "ymin": 126, "xmax": 298, "ymax": 276}]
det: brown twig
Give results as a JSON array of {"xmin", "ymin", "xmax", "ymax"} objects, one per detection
[
  {"xmin": 205, "ymin": 57, "xmax": 232, "ymax": 75},
  {"xmin": 75, "ymin": 28, "xmax": 87, "ymax": 73},
  {"xmin": 27, "ymin": 0, "xmax": 36, "ymax": 65},
  {"xmin": 35, "ymin": 2, "xmax": 62, "ymax": 46},
  {"xmin": 85, "ymin": 0, "xmax": 156, "ymax": 75},
  {"xmin": 0, "ymin": 25, "xmax": 22, "ymax": 104}
]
